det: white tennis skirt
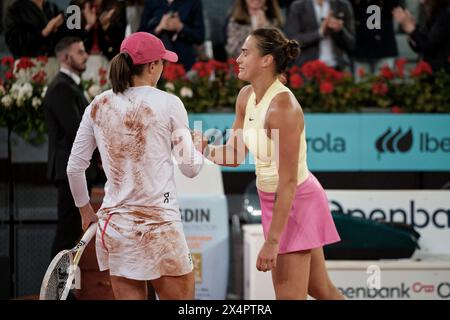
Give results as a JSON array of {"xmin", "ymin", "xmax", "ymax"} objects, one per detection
[{"xmin": 96, "ymin": 211, "xmax": 193, "ymax": 280}]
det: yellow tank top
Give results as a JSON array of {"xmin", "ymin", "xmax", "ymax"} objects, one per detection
[{"xmin": 242, "ymin": 79, "xmax": 309, "ymax": 192}]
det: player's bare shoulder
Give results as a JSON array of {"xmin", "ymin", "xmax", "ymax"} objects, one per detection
[
  {"xmin": 270, "ymin": 91, "xmax": 303, "ymax": 119},
  {"xmin": 236, "ymin": 85, "xmax": 253, "ymax": 115}
]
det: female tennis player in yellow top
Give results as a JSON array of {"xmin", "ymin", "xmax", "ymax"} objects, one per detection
[{"xmin": 195, "ymin": 28, "xmax": 344, "ymax": 299}]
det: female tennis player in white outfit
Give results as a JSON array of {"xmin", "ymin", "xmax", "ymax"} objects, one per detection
[{"xmin": 66, "ymin": 32, "xmax": 204, "ymax": 299}]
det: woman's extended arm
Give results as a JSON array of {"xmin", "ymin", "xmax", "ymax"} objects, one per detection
[
  {"xmin": 203, "ymin": 85, "xmax": 251, "ymax": 167},
  {"xmin": 256, "ymin": 92, "xmax": 303, "ymax": 272}
]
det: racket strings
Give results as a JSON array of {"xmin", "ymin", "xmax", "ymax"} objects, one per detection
[{"xmin": 44, "ymin": 253, "xmax": 72, "ymax": 300}]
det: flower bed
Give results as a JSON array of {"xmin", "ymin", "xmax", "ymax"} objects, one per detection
[
  {"xmin": 161, "ymin": 58, "xmax": 450, "ymax": 114},
  {"xmin": 1, "ymin": 56, "xmax": 449, "ymax": 144},
  {"xmin": 0, "ymin": 56, "xmax": 48, "ymax": 144}
]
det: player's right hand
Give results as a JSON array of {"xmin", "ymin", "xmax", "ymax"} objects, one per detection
[{"xmin": 79, "ymin": 203, "xmax": 98, "ymax": 231}]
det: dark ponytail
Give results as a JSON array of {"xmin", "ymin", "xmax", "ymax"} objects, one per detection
[
  {"xmin": 251, "ymin": 28, "xmax": 301, "ymax": 74},
  {"xmin": 109, "ymin": 52, "xmax": 146, "ymax": 93}
]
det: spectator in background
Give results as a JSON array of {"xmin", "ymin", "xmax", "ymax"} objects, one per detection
[
  {"xmin": 285, "ymin": 0, "xmax": 355, "ymax": 70},
  {"xmin": 67, "ymin": 0, "xmax": 127, "ymax": 61},
  {"xmin": 4, "ymin": 0, "xmax": 65, "ymax": 58},
  {"xmin": 393, "ymin": 0, "xmax": 450, "ymax": 72},
  {"xmin": 225, "ymin": 0, "xmax": 284, "ymax": 59},
  {"xmin": 278, "ymin": 0, "xmax": 296, "ymax": 18},
  {"xmin": 43, "ymin": 37, "xmax": 98, "ymax": 258},
  {"xmin": 139, "ymin": 0, "xmax": 205, "ymax": 71},
  {"xmin": 201, "ymin": 0, "xmax": 234, "ymax": 62},
  {"xmin": 351, "ymin": 0, "xmax": 403, "ymax": 77},
  {"xmin": 4, "ymin": 0, "xmax": 65, "ymax": 82},
  {"xmin": 124, "ymin": 0, "xmax": 146, "ymax": 35}
]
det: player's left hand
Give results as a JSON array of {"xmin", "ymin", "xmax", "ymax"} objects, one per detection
[{"xmin": 256, "ymin": 240, "xmax": 279, "ymax": 272}]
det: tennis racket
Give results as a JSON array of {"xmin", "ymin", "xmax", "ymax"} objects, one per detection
[{"xmin": 39, "ymin": 223, "xmax": 97, "ymax": 300}]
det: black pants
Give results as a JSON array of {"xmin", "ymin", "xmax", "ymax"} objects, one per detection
[{"xmin": 51, "ymin": 180, "xmax": 91, "ymax": 257}]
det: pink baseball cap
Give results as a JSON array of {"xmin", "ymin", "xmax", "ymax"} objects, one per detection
[{"xmin": 120, "ymin": 32, "xmax": 178, "ymax": 64}]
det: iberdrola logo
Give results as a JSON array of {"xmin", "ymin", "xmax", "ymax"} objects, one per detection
[{"xmin": 375, "ymin": 127, "xmax": 413, "ymax": 159}]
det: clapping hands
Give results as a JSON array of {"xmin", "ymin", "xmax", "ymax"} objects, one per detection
[
  {"xmin": 41, "ymin": 13, "xmax": 64, "ymax": 38},
  {"xmin": 156, "ymin": 12, "xmax": 184, "ymax": 34},
  {"xmin": 392, "ymin": 6, "xmax": 416, "ymax": 34}
]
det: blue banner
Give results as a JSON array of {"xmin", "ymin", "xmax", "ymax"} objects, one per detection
[
  {"xmin": 360, "ymin": 115, "xmax": 450, "ymax": 171},
  {"xmin": 188, "ymin": 114, "xmax": 450, "ymax": 172}
]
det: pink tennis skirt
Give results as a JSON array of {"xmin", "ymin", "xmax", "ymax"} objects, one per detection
[{"xmin": 258, "ymin": 173, "xmax": 340, "ymax": 254}]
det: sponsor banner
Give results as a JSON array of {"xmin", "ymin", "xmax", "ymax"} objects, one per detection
[
  {"xmin": 188, "ymin": 114, "xmax": 450, "ymax": 171},
  {"xmin": 329, "ymin": 268, "xmax": 450, "ymax": 300},
  {"xmin": 179, "ymin": 195, "xmax": 229, "ymax": 300},
  {"xmin": 361, "ymin": 114, "xmax": 450, "ymax": 170},
  {"xmin": 326, "ymin": 190, "xmax": 450, "ymax": 254},
  {"xmin": 4, "ymin": 114, "xmax": 449, "ymax": 171},
  {"xmin": 243, "ymin": 225, "xmax": 450, "ymax": 300},
  {"xmin": 306, "ymin": 115, "xmax": 360, "ymax": 170}
]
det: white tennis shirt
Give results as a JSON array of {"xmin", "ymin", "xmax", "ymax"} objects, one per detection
[{"xmin": 67, "ymin": 86, "xmax": 204, "ymax": 222}]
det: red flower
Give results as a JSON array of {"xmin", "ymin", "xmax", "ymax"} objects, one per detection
[
  {"xmin": 5, "ymin": 71, "xmax": 14, "ymax": 80},
  {"xmin": 227, "ymin": 58, "xmax": 239, "ymax": 76},
  {"xmin": 1, "ymin": 56, "xmax": 14, "ymax": 67},
  {"xmin": 15, "ymin": 57, "xmax": 35, "ymax": 70},
  {"xmin": 32, "ymin": 70, "xmax": 47, "ymax": 84},
  {"xmin": 300, "ymin": 61, "xmax": 317, "ymax": 79},
  {"xmin": 391, "ymin": 105, "xmax": 404, "ymax": 113},
  {"xmin": 395, "ymin": 58, "xmax": 407, "ymax": 78},
  {"xmin": 210, "ymin": 60, "xmax": 229, "ymax": 73},
  {"xmin": 300, "ymin": 60, "xmax": 327, "ymax": 80},
  {"xmin": 163, "ymin": 62, "xmax": 186, "ymax": 81},
  {"xmin": 357, "ymin": 68, "xmax": 365, "ymax": 78},
  {"xmin": 372, "ymin": 82, "xmax": 389, "ymax": 96},
  {"xmin": 288, "ymin": 65, "xmax": 302, "ymax": 75},
  {"xmin": 100, "ymin": 78, "xmax": 107, "ymax": 86},
  {"xmin": 380, "ymin": 65, "xmax": 395, "ymax": 80},
  {"xmin": 36, "ymin": 56, "xmax": 48, "ymax": 64},
  {"xmin": 328, "ymin": 68, "xmax": 346, "ymax": 82},
  {"xmin": 410, "ymin": 60, "xmax": 433, "ymax": 77},
  {"xmin": 192, "ymin": 61, "xmax": 213, "ymax": 78},
  {"xmin": 320, "ymin": 81, "xmax": 334, "ymax": 94},
  {"xmin": 289, "ymin": 73, "xmax": 303, "ymax": 89}
]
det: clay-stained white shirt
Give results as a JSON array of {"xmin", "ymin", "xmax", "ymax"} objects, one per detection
[{"xmin": 67, "ymin": 86, "xmax": 204, "ymax": 222}]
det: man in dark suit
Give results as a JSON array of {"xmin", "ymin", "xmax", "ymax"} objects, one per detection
[
  {"xmin": 285, "ymin": 0, "xmax": 355, "ymax": 69},
  {"xmin": 43, "ymin": 37, "xmax": 96, "ymax": 257}
]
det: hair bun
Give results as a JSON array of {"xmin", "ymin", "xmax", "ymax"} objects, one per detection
[{"xmin": 284, "ymin": 40, "xmax": 300, "ymax": 61}]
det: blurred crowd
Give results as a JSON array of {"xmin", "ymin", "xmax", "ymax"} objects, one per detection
[{"xmin": 1, "ymin": 0, "xmax": 449, "ymax": 82}]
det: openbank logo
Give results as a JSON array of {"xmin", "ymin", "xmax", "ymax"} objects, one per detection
[
  {"xmin": 375, "ymin": 127, "xmax": 413, "ymax": 157},
  {"xmin": 330, "ymin": 199, "xmax": 450, "ymax": 229},
  {"xmin": 338, "ymin": 282, "xmax": 450, "ymax": 299}
]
